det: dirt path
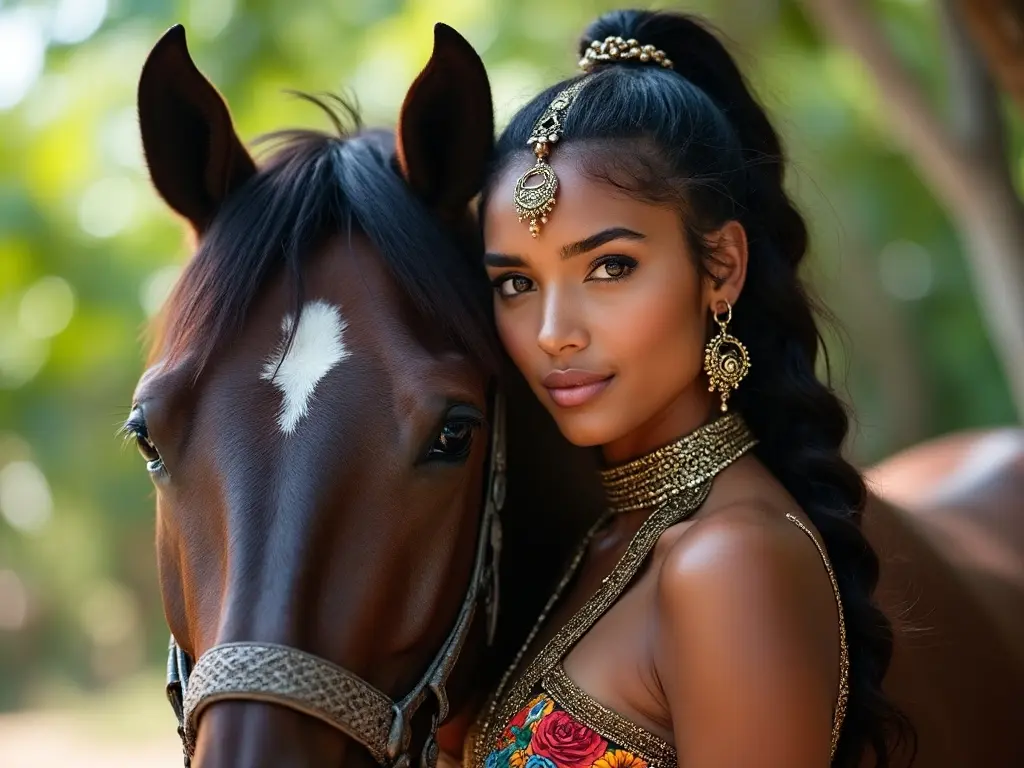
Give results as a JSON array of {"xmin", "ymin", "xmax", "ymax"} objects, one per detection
[
  {"xmin": 0, "ymin": 710, "xmax": 180, "ymax": 766},
  {"xmin": 0, "ymin": 696, "xmax": 182, "ymax": 765},
  {"xmin": 0, "ymin": 674, "xmax": 182, "ymax": 768},
  {"xmin": 0, "ymin": 710, "xmax": 180, "ymax": 767}
]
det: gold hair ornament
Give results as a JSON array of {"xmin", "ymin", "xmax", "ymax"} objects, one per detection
[
  {"xmin": 513, "ymin": 36, "xmax": 673, "ymax": 238},
  {"xmin": 579, "ymin": 36, "xmax": 674, "ymax": 72},
  {"xmin": 703, "ymin": 300, "xmax": 750, "ymax": 412}
]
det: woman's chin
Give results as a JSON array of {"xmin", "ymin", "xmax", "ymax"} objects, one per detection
[{"xmin": 549, "ymin": 411, "xmax": 616, "ymax": 449}]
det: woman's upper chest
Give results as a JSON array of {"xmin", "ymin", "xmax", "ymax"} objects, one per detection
[{"xmin": 506, "ymin": 514, "xmax": 688, "ymax": 744}]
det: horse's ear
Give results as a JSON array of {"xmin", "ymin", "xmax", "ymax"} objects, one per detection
[
  {"xmin": 137, "ymin": 25, "xmax": 256, "ymax": 235},
  {"xmin": 395, "ymin": 23, "xmax": 494, "ymax": 219}
]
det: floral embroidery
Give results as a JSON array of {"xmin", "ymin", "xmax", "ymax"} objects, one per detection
[
  {"xmin": 592, "ymin": 749, "xmax": 648, "ymax": 768},
  {"xmin": 486, "ymin": 695, "xmax": 558, "ymax": 768},
  {"xmin": 530, "ymin": 711, "xmax": 608, "ymax": 768},
  {"xmin": 504, "ymin": 694, "xmax": 556, "ymax": 742},
  {"xmin": 482, "ymin": 692, "xmax": 653, "ymax": 768}
]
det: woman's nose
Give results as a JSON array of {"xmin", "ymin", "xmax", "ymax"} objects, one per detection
[{"xmin": 537, "ymin": 290, "xmax": 589, "ymax": 357}]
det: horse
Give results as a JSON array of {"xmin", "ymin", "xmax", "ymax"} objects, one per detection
[
  {"xmin": 864, "ymin": 430, "xmax": 1024, "ymax": 767},
  {"xmin": 128, "ymin": 22, "xmax": 514, "ymax": 768}
]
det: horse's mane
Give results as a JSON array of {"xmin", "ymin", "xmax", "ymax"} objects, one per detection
[{"xmin": 148, "ymin": 94, "xmax": 498, "ymax": 375}]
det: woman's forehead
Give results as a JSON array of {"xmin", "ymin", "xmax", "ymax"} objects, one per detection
[{"xmin": 484, "ymin": 152, "xmax": 680, "ymax": 253}]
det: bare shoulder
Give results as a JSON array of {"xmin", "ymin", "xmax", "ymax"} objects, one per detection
[
  {"xmin": 656, "ymin": 499, "xmax": 838, "ymax": 639},
  {"xmin": 659, "ymin": 500, "xmax": 826, "ymax": 593},
  {"xmin": 652, "ymin": 500, "xmax": 842, "ymax": 764}
]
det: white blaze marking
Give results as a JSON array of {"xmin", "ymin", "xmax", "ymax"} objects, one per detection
[{"xmin": 261, "ymin": 300, "xmax": 350, "ymax": 435}]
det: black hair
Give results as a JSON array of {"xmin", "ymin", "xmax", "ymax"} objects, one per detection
[
  {"xmin": 485, "ymin": 10, "xmax": 911, "ymax": 767},
  {"xmin": 154, "ymin": 96, "xmax": 497, "ymax": 376}
]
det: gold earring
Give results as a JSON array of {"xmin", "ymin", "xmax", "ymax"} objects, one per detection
[{"xmin": 703, "ymin": 300, "xmax": 750, "ymax": 412}]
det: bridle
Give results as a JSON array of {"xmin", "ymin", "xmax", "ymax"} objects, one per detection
[{"xmin": 165, "ymin": 392, "xmax": 507, "ymax": 767}]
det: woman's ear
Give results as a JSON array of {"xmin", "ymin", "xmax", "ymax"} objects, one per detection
[{"xmin": 704, "ymin": 220, "xmax": 748, "ymax": 308}]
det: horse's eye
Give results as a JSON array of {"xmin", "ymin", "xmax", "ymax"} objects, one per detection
[
  {"xmin": 123, "ymin": 409, "xmax": 164, "ymax": 473},
  {"xmin": 427, "ymin": 413, "xmax": 480, "ymax": 462},
  {"xmin": 136, "ymin": 432, "xmax": 163, "ymax": 470}
]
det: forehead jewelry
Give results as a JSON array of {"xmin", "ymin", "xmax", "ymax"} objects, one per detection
[
  {"xmin": 513, "ymin": 77, "xmax": 590, "ymax": 238},
  {"xmin": 513, "ymin": 36, "xmax": 674, "ymax": 238}
]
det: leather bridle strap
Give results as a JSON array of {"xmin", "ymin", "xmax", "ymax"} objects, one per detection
[
  {"xmin": 169, "ymin": 391, "xmax": 506, "ymax": 767},
  {"xmin": 183, "ymin": 642, "xmax": 394, "ymax": 763}
]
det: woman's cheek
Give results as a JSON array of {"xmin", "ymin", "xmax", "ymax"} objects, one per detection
[
  {"xmin": 495, "ymin": 302, "xmax": 534, "ymax": 368},
  {"xmin": 603, "ymin": 280, "xmax": 705, "ymax": 389},
  {"xmin": 599, "ymin": 281, "xmax": 678, "ymax": 358}
]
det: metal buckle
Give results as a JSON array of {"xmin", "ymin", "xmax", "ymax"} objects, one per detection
[{"xmin": 167, "ymin": 635, "xmax": 193, "ymax": 766}]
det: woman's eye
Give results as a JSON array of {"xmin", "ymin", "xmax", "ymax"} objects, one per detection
[
  {"xmin": 588, "ymin": 256, "xmax": 637, "ymax": 281},
  {"xmin": 495, "ymin": 274, "xmax": 534, "ymax": 297},
  {"xmin": 428, "ymin": 419, "xmax": 477, "ymax": 461}
]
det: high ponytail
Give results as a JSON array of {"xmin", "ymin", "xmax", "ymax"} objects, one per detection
[
  {"xmin": 579, "ymin": 10, "xmax": 808, "ymax": 271},
  {"xmin": 485, "ymin": 9, "xmax": 911, "ymax": 766}
]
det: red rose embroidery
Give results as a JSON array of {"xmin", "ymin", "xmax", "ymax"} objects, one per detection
[{"xmin": 530, "ymin": 711, "xmax": 608, "ymax": 768}]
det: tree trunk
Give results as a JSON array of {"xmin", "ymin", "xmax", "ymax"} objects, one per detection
[
  {"xmin": 956, "ymin": 0, "xmax": 1024, "ymax": 116},
  {"xmin": 798, "ymin": 0, "xmax": 1024, "ymax": 420}
]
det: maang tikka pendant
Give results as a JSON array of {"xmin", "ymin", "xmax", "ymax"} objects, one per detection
[
  {"xmin": 513, "ymin": 78, "xmax": 590, "ymax": 238},
  {"xmin": 513, "ymin": 144, "xmax": 559, "ymax": 238}
]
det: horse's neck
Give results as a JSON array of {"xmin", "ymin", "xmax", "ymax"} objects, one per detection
[
  {"xmin": 863, "ymin": 490, "xmax": 1024, "ymax": 767},
  {"xmin": 863, "ymin": 495, "xmax": 950, "ymax": 627},
  {"xmin": 867, "ymin": 490, "xmax": 1024, "ymax": 665}
]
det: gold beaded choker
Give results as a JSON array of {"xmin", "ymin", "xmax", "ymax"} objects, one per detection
[{"xmin": 600, "ymin": 413, "xmax": 757, "ymax": 513}]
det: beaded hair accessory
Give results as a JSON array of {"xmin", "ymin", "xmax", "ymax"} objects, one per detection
[
  {"xmin": 579, "ymin": 35, "xmax": 674, "ymax": 72},
  {"xmin": 513, "ymin": 35, "xmax": 674, "ymax": 238}
]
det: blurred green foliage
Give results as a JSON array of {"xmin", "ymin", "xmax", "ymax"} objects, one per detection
[{"xmin": 0, "ymin": 0, "xmax": 1017, "ymax": 708}]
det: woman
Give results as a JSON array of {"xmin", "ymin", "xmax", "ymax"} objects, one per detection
[{"xmin": 457, "ymin": 9, "xmax": 906, "ymax": 768}]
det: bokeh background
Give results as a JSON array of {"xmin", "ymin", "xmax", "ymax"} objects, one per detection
[{"xmin": 1, "ymin": 0, "xmax": 1020, "ymax": 764}]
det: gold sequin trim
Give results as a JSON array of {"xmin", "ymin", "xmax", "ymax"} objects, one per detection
[
  {"xmin": 784, "ymin": 513, "xmax": 849, "ymax": 760},
  {"xmin": 468, "ymin": 486, "xmax": 713, "ymax": 767},
  {"xmin": 543, "ymin": 664, "xmax": 677, "ymax": 768},
  {"xmin": 601, "ymin": 413, "xmax": 757, "ymax": 513}
]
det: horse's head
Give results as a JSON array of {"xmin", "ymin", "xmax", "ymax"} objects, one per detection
[{"xmin": 128, "ymin": 24, "xmax": 499, "ymax": 768}]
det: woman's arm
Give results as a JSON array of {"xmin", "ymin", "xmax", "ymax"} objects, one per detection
[{"xmin": 654, "ymin": 507, "xmax": 841, "ymax": 767}]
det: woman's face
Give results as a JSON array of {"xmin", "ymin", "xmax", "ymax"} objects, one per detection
[{"xmin": 484, "ymin": 151, "xmax": 745, "ymax": 461}]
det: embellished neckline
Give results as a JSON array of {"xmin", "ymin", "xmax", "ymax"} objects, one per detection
[
  {"xmin": 600, "ymin": 413, "xmax": 757, "ymax": 514},
  {"xmin": 467, "ymin": 412, "xmax": 758, "ymax": 768}
]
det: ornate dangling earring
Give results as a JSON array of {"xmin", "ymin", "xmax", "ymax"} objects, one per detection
[{"xmin": 703, "ymin": 300, "xmax": 750, "ymax": 412}]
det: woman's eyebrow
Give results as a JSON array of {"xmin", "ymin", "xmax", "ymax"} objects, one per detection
[
  {"xmin": 560, "ymin": 227, "xmax": 646, "ymax": 260},
  {"xmin": 483, "ymin": 252, "xmax": 526, "ymax": 267}
]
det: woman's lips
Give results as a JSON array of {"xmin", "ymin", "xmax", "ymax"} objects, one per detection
[{"xmin": 541, "ymin": 369, "xmax": 614, "ymax": 408}]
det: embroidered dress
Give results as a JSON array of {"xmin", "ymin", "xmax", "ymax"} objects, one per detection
[
  {"xmin": 481, "ymin": 674, "xmax": 675, "ymax": 768},
  {"xmin": 467, "ymin": 414, "xmax": 848, "ymax": 768}
]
